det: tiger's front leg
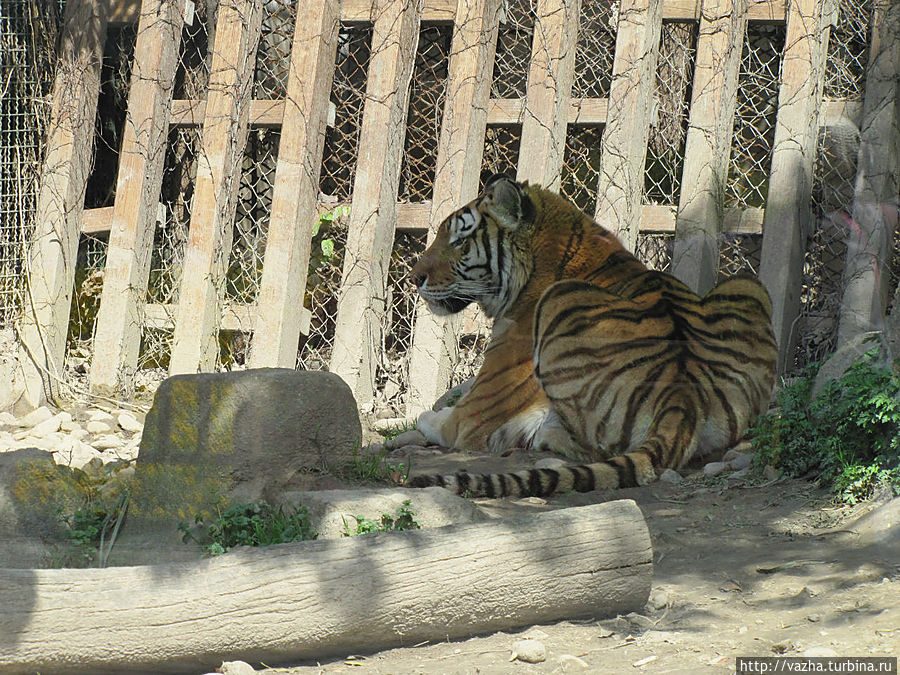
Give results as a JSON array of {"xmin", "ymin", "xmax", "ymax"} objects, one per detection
[{"xmin": 416, "ymin": 322, "xmax": 550, "ymax": 453}]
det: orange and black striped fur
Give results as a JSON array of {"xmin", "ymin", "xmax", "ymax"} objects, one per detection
[{"xmin": 409, "ymin": 175, "xmax": 777, "ymax": 498}]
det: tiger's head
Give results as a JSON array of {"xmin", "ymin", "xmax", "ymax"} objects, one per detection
[{"xmin": 410, "ymin": 174, "xmax": 537, "ymax": 319}]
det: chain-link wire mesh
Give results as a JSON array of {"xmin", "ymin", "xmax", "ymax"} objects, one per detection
[
  {"xmin": 726, "ymin": 23, "xmax": 784, "ymax": 210},
  {"xmin": 561, "ymin": 125, "xmax": 604, "ymax": 213},
  {"xmin": 0, "ymin": 0, "xmax": 62, "ymax": 328},
  {"xmin": 320, "ymin": 24, "xmax": 371, "ymax": 202},
  {"xmin": 253, "ymin": 0, "xmax": 294, "ymax": 99},
  {"xmin": 398, "ymin": 25, "xmax": 452, "ymax": 203},
  {"xmin": 491, "ymin": 0, "xmax": 535, "ymax": 98},
  {"xmin": 825, "ymin": 0, "xmax": 873, "ymax": 100},
  {"xmin": 376, "ymin": 231, "xmax": 426, "ymax": 414},
  {"xmin": 635, "ymin": 234, "xmax": 673, "ymax": 272},
  {"xmin": 717, "ymin": 233, "xmax": 762, "ymax": 279},
  {"xmin": 481, "ymin": 125, "xmax": 521, "ymax": 186},
  {"xmin": 572, "ymin": 0, "xmax": 617, "ymax": 99},
  {"xmin": 173, "ymin": 0, "xmax": 213, "ymax": 100},
  {"xmin": 296, "ymin": 213, "xmax": 348, "ymax": 371},
  {"xmin": 644, "ymin": 21, "xmax": 697, "ymax": 206}
]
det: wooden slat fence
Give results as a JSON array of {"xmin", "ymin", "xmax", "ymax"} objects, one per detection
[{"xmin": 19, "ymin": 0, "xmax": 898, "ymax": 415}]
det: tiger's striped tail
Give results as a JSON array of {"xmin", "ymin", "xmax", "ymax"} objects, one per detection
[{"xmin": 406, "ymin": 448, "xmax": 665, "ymax": 498}]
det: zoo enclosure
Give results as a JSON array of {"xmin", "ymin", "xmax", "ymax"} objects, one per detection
[{"xmin": 13, "ymin": 0, "xmax": 900, "ymax": 415}]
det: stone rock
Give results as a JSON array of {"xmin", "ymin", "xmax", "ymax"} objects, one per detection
[
  {"xmin": 277, "ymin": 487, "xmax": 489, "ymax": 539},
  {"xmin": 218, "ymin": 661, "xmax": 257, "ymax": 675},
  {"xmin": 659, "ymin": 468, "xmax": 684, "ymax": 484},
  {"xmin": 534, "ymin": 457, "xmax": 568, "ymax": 469},
  {"xmin": 130, "ymin": 369, "xmax": 361, "ymax": 530},
  {"xmin": 433, "ymin": 376, "xmax": 475, "ymax": 411},
  {"xmin": 29, "ymin": 413, "xmax": 64, "ymax": 438},
  {"xmin": 510, "ymin": 638, "xmax": 547, "ymax": 664},
  {"xmin": 117, "ymin": 411, "xmax": 143, "ymax": 433},
  {"xmin": 0, "ymin": 411, "xmax": 16, "ymax": 426},
  {"xmin": 648, "ymin": 588, "xmax": 669, "ymax": 610},
  {"xmin": 86, "ymin": 420, "xmax": 112, "ymax": 434},
  {"xmin": 384, "ymin": 428, "xmax": 426, "ymax": 450},
  {"xmin": 725, "ymin": 451, "xmax": 752, "ymax": 471},
  {"xmin": 15, "ymin": 406, "xmax": 53, "ymax": 428},
  {"xmin": 87, "ymin": 409, "xmax": 114, "ymax": 422},
  {"xmin": 723, "ymin": 442, "xmax": 752, "ymax": 462},
  {"xmin": 93, "ymin": 434, "xmax": 123, "ymax": 450},
  {"xmin": 703, "ymin": 462, "xmax": 726, "ymax": 477}
]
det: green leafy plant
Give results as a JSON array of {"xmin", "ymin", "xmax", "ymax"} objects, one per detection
[
  {"xmin": 180, "ymin": 501, "xmax": 318, "ymax": 556},
  {"xmin": 344, "ymin": 444, "xmax": 410, "ymax": 485},
  {"xmin": 749, "ymin": 349, "xmax": 900, "ymax": 503},
  {"xmin": 376, "ymin": 421, "xmax": 416, "ymax": 441},
  {"xmin": 345, "ymin": 499, "xmax": 421, "ymax": 536}
]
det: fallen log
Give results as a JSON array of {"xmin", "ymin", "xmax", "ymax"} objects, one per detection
[{"xmin": 0, "ymin": 498, "xmax": 652, "ymax": 674}]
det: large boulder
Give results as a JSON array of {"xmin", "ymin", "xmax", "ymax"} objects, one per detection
[{"xmin": 113, "ymin": 369, "xmax": 362, "ymax": 564}]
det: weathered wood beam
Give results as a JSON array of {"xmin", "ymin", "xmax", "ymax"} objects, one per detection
[
  {"xmin": 249, "ymin": 0, "xmax": 340, "ymax": 368},
  {"xmin": 17, "ymin": 0, "xmax": 107, "ymax": 408},
  {"xmin": 836, "ymin": 0, "xmax": 900, "ymax": 346},
  {"xmin": 758, "ymin": 0, "xmax": 834, "ymax": 373},
  {"xmin": 516, "ymin": 0, "xmax": 580, "ymax": 190},
  {"xmin": 168, "ymin": 0, "xmax": 264, "ymax": 375},
  {"xmin": 0, "ymin": 500, "xmax": 652, "ymax": 675},
  {"xmin": 88, "ymin": 0, "xmax": 182, "ymax": 396},
  {"xmin": 671, "ymin": 0, "xmax": 747, "ymax": 295},
  {"xmin": 405, "ymin": 0, "xmax": 503, "ymax": 415},
  {"xmin": 594, "ymin": 0, "xmax": 663, "ymax": 252},
  {"xmin": 329, "ymin": 0, "xmax": 422, "ymax": 405}
]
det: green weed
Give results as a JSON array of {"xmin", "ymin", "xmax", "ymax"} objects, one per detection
[
  {"xmin": 179, "ymin": 501, "xmax": 317, "ymax": 556},
  {"xmin": 344, "ymin": 444, "xmax": 410, "ymax": 485},
  {"xmin": 748, "ymin": 349, "xmax": 900, "ymax": 503},
  {"xmin": 344, "ymin": 499, "xmax": 420, "ymax": 536}
]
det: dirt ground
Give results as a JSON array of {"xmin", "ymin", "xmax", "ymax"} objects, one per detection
[{"xmin": 257, "ymin": 458, "xmax": 900, "ymax": 675}]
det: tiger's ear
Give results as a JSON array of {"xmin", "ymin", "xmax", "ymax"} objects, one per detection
[{"xmin": 481, "ymin": 174, "xmax": 535, "ymax": 231}]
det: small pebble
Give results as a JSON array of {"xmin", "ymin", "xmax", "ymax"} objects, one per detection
[
  {"xmin": 659, "ymin": 468, "xmax": 683, "ymax": 484},
  {"xmin": 385, "ymin": 428, "xmax": 427, "ymax": 450},
  {"xmin": 534, "ymin": 457, "xmax": 568, "ymax": 469},
  {"xmin": 29, "ymin": 414, "xmax": 63, "ymax": 438},
  {"xmin": 86, "ymin": 420, "xmax": 112, "ymax": 434},
  {"xmin": 509, "ymin": 638, "xmax": 546, "ymax": 663},
  {"xmin": 15, "ymin": 406, "xmax": 53, "ymax": 428},
  {"xmin": 117, "ymin": 412, "xmax": 143, "ymax": 433},
  {"xmin": 217, "ymin": 661, "xmax": 257, "ymax": 675},
  {"xmin": 726, "ymin": 451, "xmax": 752, "ymax": 471},
  {"xmin": 763, "ymin": 465, "xmax": 779, "ymax": 481},
  {"xmin": 0, "ymin": 411, "xmax": 16, "ymax": 426},
  {"xmin": 87, "ymin": 409, "xmax": 114, "ymax": 422},
  {"xmin": 806, "ymin": 613, "xmax": 822, "ymax": 623},
  {"xmin": 93, "ymin": 435, "xmax": 123, "ymax": 451},
  {"xmin": 648, "ymin": 588, "xmax": 669, "ymax": 610},
  {"xmin": 703, "ymin": 461, "xmax": 726, "ymax": 477}
]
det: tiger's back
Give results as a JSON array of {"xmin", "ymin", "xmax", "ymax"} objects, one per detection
[{"xmin": 410, "ymin": 175, "xmax": 777, "ymax": 498}]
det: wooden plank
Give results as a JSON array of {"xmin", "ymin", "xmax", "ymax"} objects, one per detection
[
  {"xmin": 0, "ymin": 501, "xmax": 651, "ymax": 674},
  {"xmin": 594, "ymin": 0, "xmax": 663, "ymax": 252},
  {"xmin": 169, "ymin": 0, "xmax": 264, "ymax": 375},
  {"xmin": 17, "ymin": 0, "xmax": 108, "ymax": 407},
  {"xmin": 758, "ymin": 0, "xmax": 834, "ymax": 373},
  {"xmin": 144, "ymin": 303, "xmax": 313, "ymax": 333},
  {"xmin": 110, "ymin": 0, "xmax": 788, "ymax": 25},
  {"xmin": 88, "ymin": 0, "xmax": 182, "ymax": 396},
  {"xmin": 170, "ymin": 99, "xmax": 285, "ymax": 127},
  {"xmin": 329, "ymin": 0, "xmax": 422, "ymax": 405},
  {"xmin": 671, "ymin": 0, "xmax": 747, "ymax": 295},
  {"xmin": 516, "ymin": 0, "xmax": 580, "ymax": 190},
  {"xmin": 248, "ymin": 0, "xmax": 340, "ymax": 369},
  {"xmin": 405, "ymin": 0, "xmax": 503, "ymax": 415},
  {"xmin": 836, "ymin": 0, "xmax": 900, "ymax": 345}
]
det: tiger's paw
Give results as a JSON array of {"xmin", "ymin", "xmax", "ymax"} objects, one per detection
[{"xmin": 416, "ymin": 407, "xmax": 452, "ymax": 446}]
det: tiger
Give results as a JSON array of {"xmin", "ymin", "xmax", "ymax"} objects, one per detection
[{"xmin": 407, "ymin": 173, "xmax": 777, "ymax": 498}]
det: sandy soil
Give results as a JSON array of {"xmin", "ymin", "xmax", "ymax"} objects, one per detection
[{"xmin": 257, "ymin": 462, "xmax": 900, "ymax": 675}]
